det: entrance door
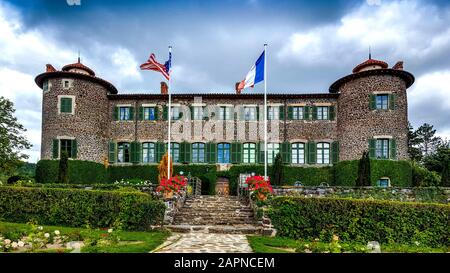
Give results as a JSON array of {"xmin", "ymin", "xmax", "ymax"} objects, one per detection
[{"xmin": 216, "ymin": 177, "xmax": 229, "ymax": 196}]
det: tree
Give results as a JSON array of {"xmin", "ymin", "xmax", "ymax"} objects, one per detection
[
  {"xmin": 441, "ymin": 158, "xmax": 449, "ymax": 187},
  {"xmin": 407, "ymin": 122, "xmax": 422, "ymax": 162},
  {"xmin": 271, "ymin": 153, "xmax": 284, "ymax": 186},
  {"xmin": 0, "ymin": 97, "xmax": 32, "ymax": 175},
  {"xmin": 415, "ymin": 123, "xmax": 442, "ymax": 156},
  {"xmin": 356, "ymin": 151, "xmax": 371, "ymax": 187},
  {"xmin": 58, "ymin": 151, "xmax": 69, "ymax": 184},
  {"xmin": 423, "ymin": 141, "xmax": 450, "ymax": 173}
]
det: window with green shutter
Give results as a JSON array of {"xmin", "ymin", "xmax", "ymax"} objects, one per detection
[
  {"xmin": 369, "ymin": 94, "xmax": 377, "ymax": 110},
  {"xmin": 279, "ymin": 106, "xmax": 285, "ymax": 120},
  {"xmin": 312, "ymin": 106, "xmax": 318, "ymax": 120},
  {"xmin": 60, "ymin": 139, "xmax": 74, "ymax": 158},
  {"xmin": 142, "ymin": 142, "xmax": 156, "ymax": 163},
  {"xmin": 156, "ymin": 142, "xmax": 166, "ymax": 162},
  {"xmin": 389, "ymin": 94, "xmax": 397, "ymax": 110},
  {"xmin": 113, "ymin": 107, "xmax": 119, "ymax": 121},
  {"xmin": 130, "ymin": 141, "xmax": 141, "ymax": 163},
  {"xmin": 329, "ymin": 106, "xmax": 336, "ymax": 120},
  {"xmin": 60, "ymin": 97, "xmax": 73, "ymax": 114},
  {"xmin": 291, "ymin": 143, "xmax": 305, "ymax": 164},
  {"xmin": 369, "ymin": 139, "xmax": 376, "ymax": 158},
  {"xmin": 180, "ymin": 141, "xmax": 192, "ymax": 163},
  {"xmin": 304, "ymin": 106, "xmax": 311, "ymax": 120},
  {"xmin": 243, "ymin": 143, "xmax": 257, "ymax": 164}
]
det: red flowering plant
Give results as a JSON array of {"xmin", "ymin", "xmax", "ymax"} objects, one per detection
[
  {"xmin": 156, "ymin": 175, "xmax": 188, "ymax": 196},
  {"xmin": 245, "ymin": 175, "xmax": 274, "ymax": 201}
]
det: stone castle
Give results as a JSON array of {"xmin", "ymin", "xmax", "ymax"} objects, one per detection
[{"xmin": 35, "ymin": 56, "xmax": 414, "ymax": 167}]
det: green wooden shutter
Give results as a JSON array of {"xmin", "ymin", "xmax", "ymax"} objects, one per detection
[
  {"xmin": 163, "ymin": 106, "xmax": 168, "ymax": 120},
  {"xmin": 332, "ymin": 141, "xmax": 339, "ymax": 164},
  {"xmin": 52, "ymin": 139, "xmax": 59, "ymax": 159},
  {"xmin": 329, "ymin": 106, "xmax": 336, "ymax": 120},
  {"xmin": 154, "ymin": 106, "xmax": 159, "ymax": 120},
  {"xmin": 304, "ymin": 106, "xmax": 310, "ymax": 120},
  {"xmin": 71, "ymin": 139, "xmax": 77, "ymax": 159},
  {"xmin": 180, "ymin": 141, "xmax": 186, "ymax": 163},
  {"xmin": 130, "ymin": 142, "xmax": 136, "ymax": 163},
  {"xmin": 308, "ymin": 141, "xmax": 316, "ymax": 164},
  {"xmin": 207, "ymin": 142, "xmax": 217, "ymax": 163},
  {"xmin": 389, "ymin": 138, "xmax": 397, "ymax": 159},
  {"xmin": 185, "ymin": 142, "xmax": 191, "ymax": 163},
  {"xmin": 369, "ymin": 94, "xmax": 376, "ymax": 110},
  {"xmin": 156, "ymin": 142, "xmax": 165, "ymax": 162},
  {"xmin": 281, "ymin": 142, "xmax": 291, "ymax": 164},
  {"xmin": 139, "ymin": 107, "xmax": 144, "ymax": 120},
  {"xmin": 231, "ymin": 142, "xmax": 242, "ymax": 164},
  {"xmin": 113, "ymin": 107, "xmax": 119, "ymax": 121},
  {"xmin": 256, "ymin": 106, "xmax": 260, "ymax": 120},
  {"xmin": 288, "ymin": 106, "xmax": 293, "ymax": 120},
  {"xmin": 236, "ymin": 142, "xmax": 242, "ymax": 163},
  {"xmin": 279, "ymin": 106, "xmax": 285, "ymax": 120},
  {"xmin": 108, "ymin": 141, "xmax": 116, "ymax": 163},
  {"xmin": 136, "ymin": 142, "xmax": 142, "ymax": 163},
  {"xmin": 369, "ymin": 139, "xmax": 376, "ymax": 158},
  {"xmin": 389, "ymin": 94, "xmax": 396, "ymax": 110},
  {"xmin": 312, "ymin": 106, "xmax": 318, "ymax": 120},
  {"xmin": 129, "ymin": 107, "xmax": 134, "ymax": 120}
]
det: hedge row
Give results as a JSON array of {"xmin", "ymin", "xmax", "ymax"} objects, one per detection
[
  {"xmin": 0, "ymin": 186, "xmax": 165, "ymax": 231},
  {"xmin": 268, "ymin": 197, "xmax": 450, "ymax": 247},
  {"xmin": 333, "ymin": 159, "xmax": 412, "ymax": 187},
  {"xmin": 35, "ymin": 159, "xmax": 415, "ymax": 192},
  {"xmin": 35, "ymin": 160, "xmax": 108, "ymax": 184}
]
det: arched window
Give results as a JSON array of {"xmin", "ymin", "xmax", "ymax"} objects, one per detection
[
  {"xmin": 243, "ymin": 143, "xmax": 257, "ymax": 164},
  {"xmin": 267, "ymin": 143, "xmax": 280, "ymax": 164},
  {"xmin": 316, "ymin": 142, "xmax": 330, "ymax": 164},
  {"xmin": 118, "ymin": 142, "xmax": 131, "ymax": 163},
  {"xmin": 142, "ymin": 142, "xmax": 156, "ymax": 163},
  {"xmin": 291, "ymin": 142, "xmax": 305, "ymax": 164},
  {"xmin": 165, "ymin": 142, "xmax": 180, "ymax": 163},
  {"xmin": 218, "ymin": 143, "xmax": 231, "ymax": 163},
  {"xmin": 192, "ymin": 143, "xmax": 206, "ymax": 163}
]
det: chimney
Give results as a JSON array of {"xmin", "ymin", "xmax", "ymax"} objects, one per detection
[
  {"xmin": 235, "ymin": 82, "xmax": 241, "ymax": 95},
  {"xmin": 46, "ymin": 64, "xmax": 56, "ymax": 72},
  {"xmin": 393, "ymin": 61, "xmax": 404, "ymax": 70},
  {"xmin": 160, "ymin": 82, "xmax": 168, "ymax": 94}
]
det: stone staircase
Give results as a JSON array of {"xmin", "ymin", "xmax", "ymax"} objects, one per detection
[{"xmin": 166, "ymin": 195, "xmax": 262, "ymax": 234}]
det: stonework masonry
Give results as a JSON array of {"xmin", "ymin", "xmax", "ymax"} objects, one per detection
[{"xmin": 35, "ymin": 57, "xmax": 415, "ymax": 165}]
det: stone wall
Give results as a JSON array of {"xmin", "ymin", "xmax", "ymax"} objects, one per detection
[{"xmin": 273, "ymin": 186, "xmax": 450, "ymax": 204}]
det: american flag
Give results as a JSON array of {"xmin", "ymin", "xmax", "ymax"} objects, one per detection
[{"xmin": 140, "ymin": 52, "xmax": 171, "ymax": 80}]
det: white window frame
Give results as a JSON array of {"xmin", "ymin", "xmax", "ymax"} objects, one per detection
[{"xmin": 244, "ymin": 106, "xmax": 257, "ymax": 121}]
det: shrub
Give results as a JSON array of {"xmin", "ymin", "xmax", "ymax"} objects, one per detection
[
  {"xmin": 412, "ymin": 163, "xmax": 441, "ymax": 187},
  {"xmin": 268, "ymin": 196, "xmax": 450, "ymax": 247},
  {"xmin": 334, "ymin": 159, "xmax": 412, "ymax": 186},
  {"xmin": 58, "ymin": 151, "xmax": 69, "ymax": 184},
  {"xmin": 271, "ymin": 153, "xmax": 284, "ymax": 186},
  {"xmin": 36, "ymin": 160, "xmax": 108, "ymax": 184},
  {"xmin": 0, "ymin": 186, "xmax": 165, "ymax": 231},
  {"xmin": 355, "ymin": 152, "xmax": 371, "ymax": 187}
]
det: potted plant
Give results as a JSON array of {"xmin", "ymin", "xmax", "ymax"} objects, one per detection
[{"xmin": 156, "ymin": 175, "xmax": 187, "ymax": 199}]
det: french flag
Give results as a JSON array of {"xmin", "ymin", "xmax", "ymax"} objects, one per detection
[{"xmin": 237, "ymin": 50, "xmax": 265, "ymax": 92}]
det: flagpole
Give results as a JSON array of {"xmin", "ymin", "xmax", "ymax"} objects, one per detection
[
  {"xmin": 168, "ymin": 46, "xmax": 172, "ymax": 179},
  {"xmin": 264, "ymin": 43, "xmax": 268, "ymax": 181}
]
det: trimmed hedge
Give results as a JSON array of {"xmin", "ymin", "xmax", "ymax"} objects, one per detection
[
  {"xmin": 0, "ymin": 186, "xmax": 165, "ymax": 231},
  {"xmin": 36, "ymin": 160, "xmax": 108, "ymax": 184},
  {"xmin": 268, "ymin": 197, "xmax": 450, "ymax": 247},
  {"xmin": 333, "ymin": 159, "xmax": 412, "ymax": 187}
]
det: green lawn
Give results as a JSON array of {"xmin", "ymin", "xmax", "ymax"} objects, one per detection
[
  {"xmin": 247, "ymin": 236, "xmax": 450, "ymax": 253},
  {"xmin": 0, "ymin": 221, "xmax": 170, "ymax": 253}
]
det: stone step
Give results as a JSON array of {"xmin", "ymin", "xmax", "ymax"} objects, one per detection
[
  {"xmin": 178, "ymin": 207, "xmax": 254, "ymax": 213},
  {"xmin": 175, "ymin": 212, "xmax": 254, "ymax": 218},
  {"xmin": 173, "ymin": 217, "xmax": 256, "ymax": 225},
  {"xmin": 166, "ymin": 225, "xmax": 262, "ymax": 235}
]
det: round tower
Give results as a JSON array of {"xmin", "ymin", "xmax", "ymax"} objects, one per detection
[
  {"xmin": 330, "ymin": 57, "xmax": 414, "ymax": 161},
  {"xmin": 35, "ymin": 59, "xmax": 118, "ymax": 163}
]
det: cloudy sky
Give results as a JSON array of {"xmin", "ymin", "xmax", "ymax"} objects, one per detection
[{"xmin": 1, "ymin": 0, "xmax": 450, "ymax": 163}]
